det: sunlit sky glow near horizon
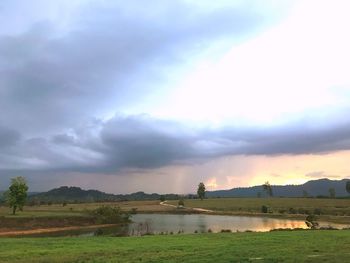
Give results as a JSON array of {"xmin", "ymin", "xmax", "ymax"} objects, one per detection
[{"xmin": 1, "ymin": 0, "xmax": 350, "ymax": 193}]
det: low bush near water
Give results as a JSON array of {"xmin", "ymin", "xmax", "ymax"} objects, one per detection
[{"xmin": 88, "ymin": 206, "xmax": 131, "ymax": 224}]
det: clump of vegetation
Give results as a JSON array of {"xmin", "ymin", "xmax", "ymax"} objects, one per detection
[
  {"xmin": 261, "ymin": 205, "xmax": 269, "ymax": 213},
  {"xmin": 88, "ymin": 206, "xmax": 131, "ymax": 224},
  {"xmin": 298, "ymin": 208, "xmax": 309, "ymax": 214},
  {"xmin": 288, "ymin": 207, "xmax": 297, "ymax": 214},
  {"xmin": 313, "ymin": 208, "xmax": 322, "ymax": 215},
  {"xmin": 178, "ymin": 199, "xmax": 185, "ymax": 207},
  {"xmin": 220, "ymin": 229, "xmax": 232, "ymax": 233},
  {"xmin": 305, "ymin": 214, "xmax": 319, "ymax": 229},
  {"xmin": 94, "ymin": 228, "xmax": 104, "ymax": 236},
  {"xmin": 130, "ymin": 208, "xmax": 138, "ymax": 214}
]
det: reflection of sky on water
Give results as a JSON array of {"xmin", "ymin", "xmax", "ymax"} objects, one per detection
[{"xmin": 129, "ymin": 214, "xmax": 349, "ymax": 234}]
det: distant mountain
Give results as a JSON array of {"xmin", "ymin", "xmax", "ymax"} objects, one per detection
[
  {"xmin": 29, "ymin": 186, "xmax": 180, "ymax": 203},
  {"xmin": 26, "ymin": 178, "xmax": 350, "ymax": 203},
  {"xmin": 207, "ymin": 178, "xmax": 350, "ymax": 198}
]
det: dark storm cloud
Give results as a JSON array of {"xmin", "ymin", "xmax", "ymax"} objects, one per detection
[
  {"xmin": 0, "ymin": 0, "xmax": 262, "ymax": 135},
  {"xmin": 213, "ymin": 119, "xmax": 350, "ymax": 155},
  {"xmin": 2, "ymin": 113, "xmax": 350, "ymax": 189},
  {"xmin": 19, "ymin": 115, "xmax": 350, "ymax": 171},
  {"xmin": 0, "ymin": 126, "xmax": 20, "ymax": 147},
  {"xmin": 99, "ymin": 116, "xmax": 196, "ymax": 169}
]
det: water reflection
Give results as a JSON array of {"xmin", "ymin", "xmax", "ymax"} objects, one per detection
[
  {"xmin": 20, "ymin": 214, "xmax": 350, "ymax": 237},
  {"xmin": 128, "ymin": 214, "xmax": 310, "ymax": 234}
]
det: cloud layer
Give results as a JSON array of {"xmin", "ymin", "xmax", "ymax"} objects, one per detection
[{"xmin": 1, "ymin": 1, "xmax": 350, "ymax": 192}]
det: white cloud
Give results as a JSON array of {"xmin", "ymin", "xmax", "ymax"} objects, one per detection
[{"xmin": 151, "ymin": 0, "xmax": 350, "ymax": 126}]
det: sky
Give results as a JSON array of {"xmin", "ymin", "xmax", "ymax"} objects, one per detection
[{"xmin": 1, "ymin": 0, "xmax": 350, "ymax": 194}]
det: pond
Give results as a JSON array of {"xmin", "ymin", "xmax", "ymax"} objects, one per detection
[
  {"xmin": 129, "ymin": 214, "xmax": 308, "ymax": 235},
  {"xmin": 22, "ymin": 213, "xmax": 348, "ymax": 237}
]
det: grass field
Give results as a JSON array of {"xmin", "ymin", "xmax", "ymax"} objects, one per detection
[
  {"xmin": 0, "ymin": 200, "xmax": 174, "ymax": 218},
  {"xmin": 0, "ymin": 230, "xmax": 349, "ymax": 262},
  {"xmin": 2, "ymin": 198, "xmax": 349, "ymax": 218},
  {"xmin": 168, "ymin": 197, "xmax": 350, "ymax": 215},
  {"xmin": 168, "ymin": 198, "xmax": 350, "ymax": 222},
  {"xmin": 1, "ymin": 197, "xmax": 350, "ymax": 228},
  {"xmin": 0, "ymin": 201, "xmax": 176, "ymax": 232}
]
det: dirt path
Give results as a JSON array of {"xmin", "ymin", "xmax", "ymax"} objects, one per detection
[
  {"xmin": 160, "ymin": 201, "xmax": 214, "ymax": 213},
  {"xmin": 0, "ymin": 224, "xmax": 116, "ymax": 237}
]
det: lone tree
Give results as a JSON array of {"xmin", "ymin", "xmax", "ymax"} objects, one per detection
[
  {"xmin": 302, "ymin": 190, "xmax": 308, "ymax": 198},
  {"xmin": 197, "ymin": 182, "xmax": 206, "ymax": 200},
  {"xmin": 5, "ymin": 177, "xmax": 28, "ymax": 215},
  {"xmin": 329, "ymin": 187, "xmax": 336, "ymax": 198},
  {"xmin": 346, "ymin": 181, "xmax": 350, "ymax": 195},
  {"xmin": 263, "ymin": 181, "xmax": 273, "ymax": 197}
]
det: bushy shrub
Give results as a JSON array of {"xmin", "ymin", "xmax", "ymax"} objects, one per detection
[
  {"xmin": 314, "ymin": 208, "xmax": 322, "ymax": 215},
  {"xmin": 94, "ymin": 228, "xmax": 104, "ymax": 236},
  {"xmin": 261, "ymin": 205, "xmax": 269, "ymax": 213},
  {"xmin": 288, "ymin": 207, "xmax": 297, "ymax": 214},
  {"xmin": 130, "ymin": 208, "xmax": 138, "ymax": 214},
  {"xmin": 88, "ymin": 206, "xmax": 131, "ymax": 224},
  {"xmin": 305, "ymin": 214, "xmax": 319, "ymax": 229},
  {"xmin": 298, "ymin": 208, "xmax": 309, "ymax": 214}
]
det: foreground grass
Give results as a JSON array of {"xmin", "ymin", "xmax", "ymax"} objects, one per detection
[{"xmin": 0, "ymin": 230, "xmax": 349, "ymax": 262}]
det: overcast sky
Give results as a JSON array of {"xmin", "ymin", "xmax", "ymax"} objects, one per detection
[{"xmin": 1, "ymin": 0, "xmax": 350, "ymax": 193}]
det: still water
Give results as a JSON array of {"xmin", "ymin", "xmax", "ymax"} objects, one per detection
[
  {"xmin": 24, "ymin": 213, "xmax": 348, "ymax": 237},
  {"xmin": 129, "ymin": 213, "xmax": 309, "ymax": 234}
]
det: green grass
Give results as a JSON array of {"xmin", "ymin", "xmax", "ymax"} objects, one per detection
[
  {"xmin": 0, "ymin": 230, "xmax": 349, "ymax": 262},
  {"xmin": 169, "ymin": 197, "xmax": 350, "ymax": 215},
  {"xmin": 2, "ymin": 198, "xmax": 349, "ymax": 219},
  {"xmin": 0, "ymin": 200, "xmax": 174, "ymax": 218}
]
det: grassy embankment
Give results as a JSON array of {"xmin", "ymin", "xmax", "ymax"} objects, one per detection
[
  {"xmin": 0, "ymin": 230, "xmax": 349, "ymax": 262},
  {"xmin": 0, "ymin": 201, "xmax": 173, "ymax": 232},
  {"xmin": 168, "ymin": 198, "xmax": 350, "ymax": 224},
  {"xmin": 0, "ymin": 200, "xmax": 173, "ymax": 218}
]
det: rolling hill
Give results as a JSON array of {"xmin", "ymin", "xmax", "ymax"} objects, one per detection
[
  {"xmin": 24, "ymin": 178, "xmax": 350, "ymax": 203},
  {"xmin": 28, "ymin": 186, "xmax": 180, "ymax": 203},
  {"xmin": 207, "ymin": 178, "xmax": 350, "ymax": 198}
]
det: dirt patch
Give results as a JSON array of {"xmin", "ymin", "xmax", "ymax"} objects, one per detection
[
  {"xmin": 0, "ymin": 216, "xmax": 97, "ymax": 232},
  {"xmin": 0, "ymin": 224, "xmax": 116, "ymax": 237}
]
